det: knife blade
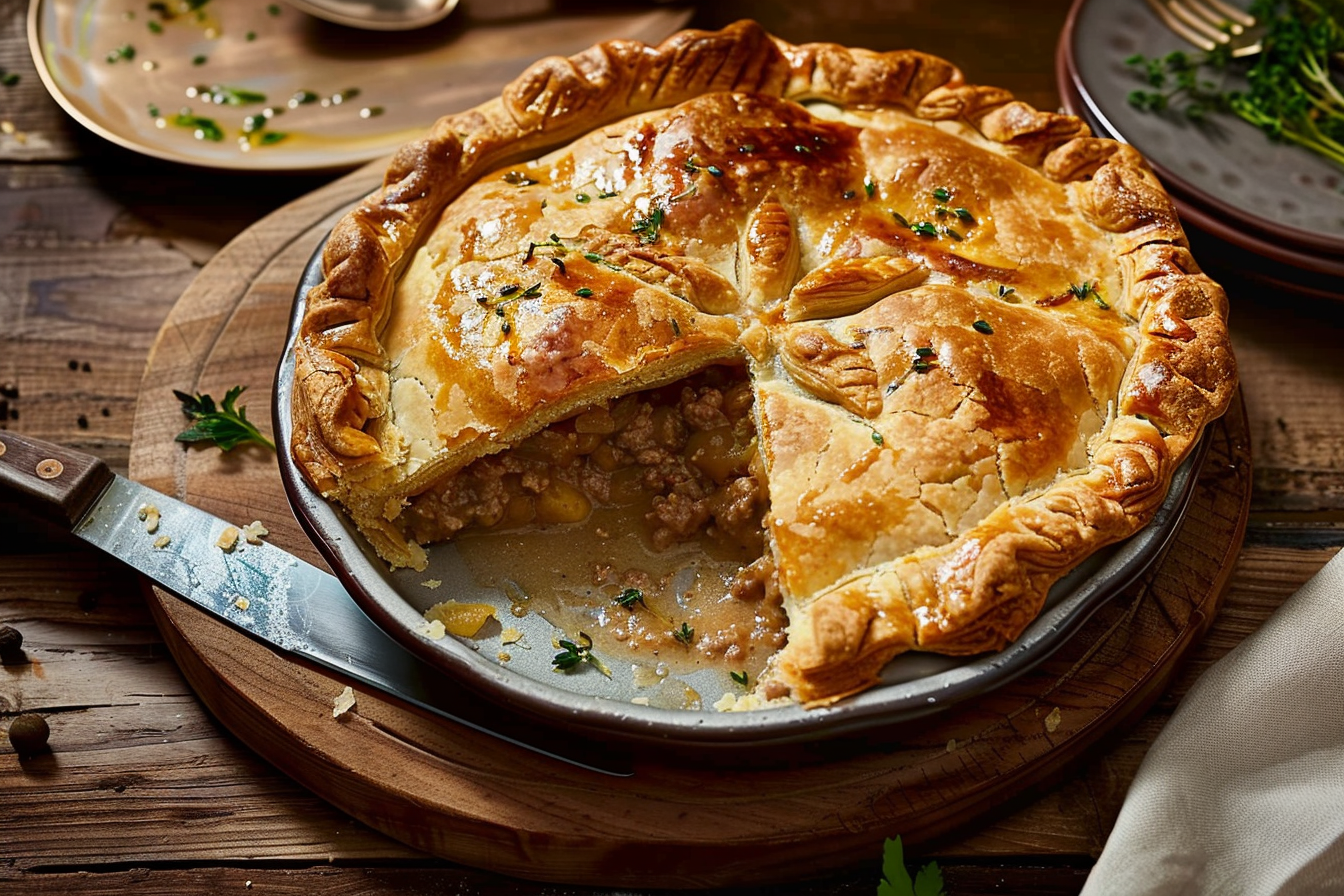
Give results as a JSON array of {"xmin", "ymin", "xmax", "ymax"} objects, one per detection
[{"xmin": 0, "ymin": 430, "xmax": 630, "ymax": 777}]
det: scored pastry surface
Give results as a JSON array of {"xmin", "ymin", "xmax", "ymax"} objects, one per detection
[{"xmin": 290, "ymin": 20, "xmax": 1236, "ymax": 704}]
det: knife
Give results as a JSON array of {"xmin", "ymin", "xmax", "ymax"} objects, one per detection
[{"xmin": 0, "ymin": 430, "xmax": 630, "ymax": 777}]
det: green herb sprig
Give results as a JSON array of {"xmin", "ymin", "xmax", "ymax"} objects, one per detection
[
  {"xmin": 173, "ymin": 386, "xmax": 275, "ymax": 451},
  {"xmin": 1125, "ymin": 0, "xmax": 1344, "ymax": 169},
  {"xmin": 632, "ymin": 206, "xmax": 666, "ymax": 244},
  {"xmin": 877, "ymin": 836, "xmax": 945, "ymax": 896},
  {"xmin": 172, "ymin": 112, "xmax": 223, "ymax": 142},
  {"xmin": 615, "ymin": 588, "xmax": 646, "ymax": 609},
  {"xmin": 551, "ymin": 632, "xmax": 611, "ymax": 677}
]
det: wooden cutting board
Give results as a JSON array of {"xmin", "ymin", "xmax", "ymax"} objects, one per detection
[{"xmin": 126, "ymin": 158, "xmax": 1253, "ymax": 889}]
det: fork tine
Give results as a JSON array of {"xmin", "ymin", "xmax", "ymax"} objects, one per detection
[
  {"xmin": 1145, "ymin": 0, "xmax": 1218, "ymax": 51},
  {"xmin": 1183, "ymin": 0, "xmax": 1246, "ymax": 35},
  {"xmin": 1167, "ymin": 0, "xmax": 1234, "ymax": 43},
  {"xmin": 1195, "ymin": 0, "xmax": 1257, "ymax": 28}
]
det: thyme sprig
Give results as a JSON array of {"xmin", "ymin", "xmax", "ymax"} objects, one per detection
[
  {"xmin": 1126, "ymin": 0, "xmax": 1344, "ymax": 169},
  {"xmin": 632, "ymin": 206, "xmax": 666, "ymax": 244},
  {"xmin": 551, "ymin": 632, "xmax": 611, "ymax": 677},
  {"xmin": 614, "ymin": 588, "xmax": 646, "ymax": 609}
]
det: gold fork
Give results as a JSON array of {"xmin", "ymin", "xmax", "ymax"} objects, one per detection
[{"xmin": 1144, "ymin": 0, "xmax": 1263, "ymax": 57}]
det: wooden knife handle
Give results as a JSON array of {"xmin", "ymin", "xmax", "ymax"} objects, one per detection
[{"xmin": 0, "ymin": 431, "xmax": 115, "ymax": 529}]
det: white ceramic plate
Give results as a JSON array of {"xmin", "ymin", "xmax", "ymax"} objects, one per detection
[{"xmin": 27, "ymin": 0, "xmax": 691, "ymax": 171}]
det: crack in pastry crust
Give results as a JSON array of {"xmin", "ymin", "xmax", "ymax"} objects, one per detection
[{"xmin": 290, "ymin": 20, "xmax": 1237, "ymax": 706}]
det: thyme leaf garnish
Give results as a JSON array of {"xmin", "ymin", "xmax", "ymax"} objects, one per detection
[
  {"xmin": 1068, "ymin": 281, "xmax": 1098, "ymax": 300},
  {"xmin": 551, "ymin": 632, "xmax": 611, "ymax": 676},
  {"xmin": 615, "ymin": 588, "xmax": 646, "ymax": 609},
  {"xmin": 631, "ymin": 206, "xmax": 666, "ymax": 244}
]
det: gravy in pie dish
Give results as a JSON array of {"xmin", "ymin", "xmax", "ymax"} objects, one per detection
[{"xmin": 408, "ymin": 365, "xmax": 789, "ymax": 695}]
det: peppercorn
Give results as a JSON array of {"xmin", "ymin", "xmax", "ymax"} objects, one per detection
[
  {"xmin": 7, "ymin": 713, "xmax": 50, "ymax": 758},
  {"xmin": 0, "ymin": 623, "xmax": 22, "ymax": 664}
]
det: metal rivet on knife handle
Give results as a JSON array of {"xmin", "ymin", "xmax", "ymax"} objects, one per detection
[
  {"xmin": 0, "ymin": 441, "xmax": 6, "ymax": 458},
  {"xmin": 36, "ymin": 459, "xmax": 64, "ymax": 480}
]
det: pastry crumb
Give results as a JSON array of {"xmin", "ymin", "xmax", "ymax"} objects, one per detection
[
  {"xmin": 714, "ymin": 690, "xmax": 792, "ymax": 712},
  {"xmin": 496, "ymin": 651, "xmax": 511, "ymax": 662},
  {"xmin": 415, "ymin": 619, "xmax": 447, "ymax": 640},
  {"xmin": 631, "ymin": 696, "xmax": 650, "ymax": 706},
  {"xmin": 234, "ymin": 597, "xmax": 250, "ymax": 611},
  {"xmin": 424, "ymin": 599, "xmax": 496, "ymax": 638},
  {"xmin": 137, "ymin": 503, "xmax": 161, "ymax": 533},
  {"xmin": 153, "ymin": 535, "xmax": 171, "ymax": 549},
  {"xmin": 947, "ymin": 738, "xmax": 957, "ymax": 753},
  {"xmin": 242, "ymin": 520, "xmax": 269, "ymax": 544},
  {"xmin": 1045, "ymin": 706, "xmax": 1062, "ymax": 733},
  {"xmin": 500, "ymin": 626, "xmax": 524, "ymax": 645},
  {"xmin": 216, "ymin": 526, "xmax": 239, "ymax": 552},
  {"xmin": 421, "ymin": 579, "xmax": 442, "ymax": 589},
  {"xmin": 332, "ymin": 685, "xmax": 356, "ymax": 719}
]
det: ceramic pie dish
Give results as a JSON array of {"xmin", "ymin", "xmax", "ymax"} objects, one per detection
[{"xmin": 276, "ymin": 20, "xmax": 1235, "ymax": 745}]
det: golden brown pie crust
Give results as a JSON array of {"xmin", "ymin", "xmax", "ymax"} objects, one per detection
[{"xmin": 289, "ymin": 20, "xmax": 1237, "ymax": 705}]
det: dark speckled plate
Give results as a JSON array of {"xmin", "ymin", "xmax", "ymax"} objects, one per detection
[
  {"xmin": 1062, "ymin": 0, "xmax": 1344, "ymax": 261},
  {"xmin": 275, "ymin": 237, "xmax": 1204, "ymax": 751}
]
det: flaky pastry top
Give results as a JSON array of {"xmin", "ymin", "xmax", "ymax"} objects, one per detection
[{"xmin": 290, "ymin": 20, "xmax": 1236, "ymax": 704}]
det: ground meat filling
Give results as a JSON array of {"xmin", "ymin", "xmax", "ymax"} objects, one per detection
[{"xmin": 405, "ymin": 366, "xmax": 766, "ymax": 555}]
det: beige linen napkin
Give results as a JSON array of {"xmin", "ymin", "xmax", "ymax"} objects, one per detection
[{"xmin": 1082, "ymin": 548, "xmax": 1344, "ymax": 896}]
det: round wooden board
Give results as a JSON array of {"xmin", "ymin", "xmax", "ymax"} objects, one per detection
[{"xmin": 127, "ymin": 159, "xmax": 1253, "ymax": 889}]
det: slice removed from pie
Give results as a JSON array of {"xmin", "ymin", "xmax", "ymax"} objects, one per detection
[{"xmin": 289, "ymin": 21, "xmax": 1236, "ymax": 705}]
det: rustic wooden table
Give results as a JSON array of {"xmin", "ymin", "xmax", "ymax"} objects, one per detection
[{"xmin": 3, "ymin": 1, "xmax": 1342, "ymax": 893}]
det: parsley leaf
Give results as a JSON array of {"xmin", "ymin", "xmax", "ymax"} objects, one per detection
[
  {"xmin": 878, "ymin": 837, "xmax": 945, "ymax": 896},
  {"xmin": 173, "ymin": 386, "xmax": 274, "ymax": 452},
  {"xmin": 914, "ymin": 861, "xmax": 946, "ymax": 896}
]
